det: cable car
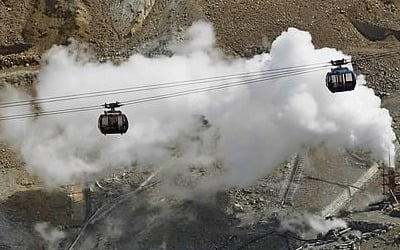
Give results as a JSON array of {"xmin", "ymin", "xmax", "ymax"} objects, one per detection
[
  {"xmin": 98, "ymin": 102, "xmax": 129, "ymax": 135},
  {"xmin": 326, "ymin": 59, "xmax": 356, "ymax": 93}
]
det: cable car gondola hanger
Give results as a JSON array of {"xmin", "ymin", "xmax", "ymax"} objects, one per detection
[
  {"xmin": 98, "ymin": 102, "xmax": 129, "ymax": 135},
  {"xmin": 325, "ymin": 58, "xmax": 357, "ymax": 93}
]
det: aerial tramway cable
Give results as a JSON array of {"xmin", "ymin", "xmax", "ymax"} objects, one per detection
[
  {"xmin": 0, "ymin": 62, "xmax": 331, "ymax": 109},
  {"xmin": 0, "ymin": 66, "xmax": 328, "ymax": 121}
]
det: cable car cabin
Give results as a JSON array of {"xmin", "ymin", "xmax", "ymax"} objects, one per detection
[
  {"xmin": 325, "ymin": 67, "xmax": 356, "ymax": 93},
  {"xmin": 98, "ymin": 111, "xmax": 129, "ymax": 135}
]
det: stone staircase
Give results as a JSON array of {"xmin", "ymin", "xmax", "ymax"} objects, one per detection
[{"xmin": 282, "ymin": 152, "xmax": 304, "ymax": 207}]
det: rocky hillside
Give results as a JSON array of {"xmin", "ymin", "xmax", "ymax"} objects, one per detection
[
  {"xmin": 1, "ymin": 1, "xmax": 400, "ymax": 249},
  {"xmin": 1, "ymin": 0, "xmax": 400, "ymax": 55},
  {"xmin": 1, "ymin": 0, "xmax": 400, "ymax": 90}
]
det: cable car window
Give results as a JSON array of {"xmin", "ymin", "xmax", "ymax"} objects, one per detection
[
  {"xmin": 345, "ymin": 73, "xmax": 353, "ymax": 82},
  {"xmin": 333, "ymin": 75, "xmax": 339, "ymax": 87},
  {"xmin": 109, "ymin": 116, "xmax": 118, "ymax": 126}
]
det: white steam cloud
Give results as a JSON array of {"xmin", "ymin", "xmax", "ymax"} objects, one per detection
[
  {"xmin": 34, "ymin": 222, "xmax": 66, "ymax": 250},
  {"xmin": 280, "ymin": 214, "xmax": 347, "ymax": 237},
  {"xmin": 0, "ymin": 21, "xmax": 395, "ymax": 189}
]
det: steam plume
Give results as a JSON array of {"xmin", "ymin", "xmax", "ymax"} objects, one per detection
[
  {"xmin": 34, "ymin": 222, "xmax": 66, "ymax": 250},
  {"xmin": 280, "ymin": 214, "xmax": 347, "ymax": 237},
  {"xmin": 0, "ymin": 21, "xmax": 395, "ymax": 189}
]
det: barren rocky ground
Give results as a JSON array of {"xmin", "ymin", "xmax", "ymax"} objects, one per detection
[{"xmin": 1, "ymin": 0, "xmax": 400, "ymax": 249}]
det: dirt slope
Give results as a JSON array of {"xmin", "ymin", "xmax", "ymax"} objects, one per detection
[
  {"xmin": 201, "ymin": 0, "xmax": 400, "ymax": 53},
  {"xmin": 1, "ymin": 0, "xmax": 400, "ymax": 56}
]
